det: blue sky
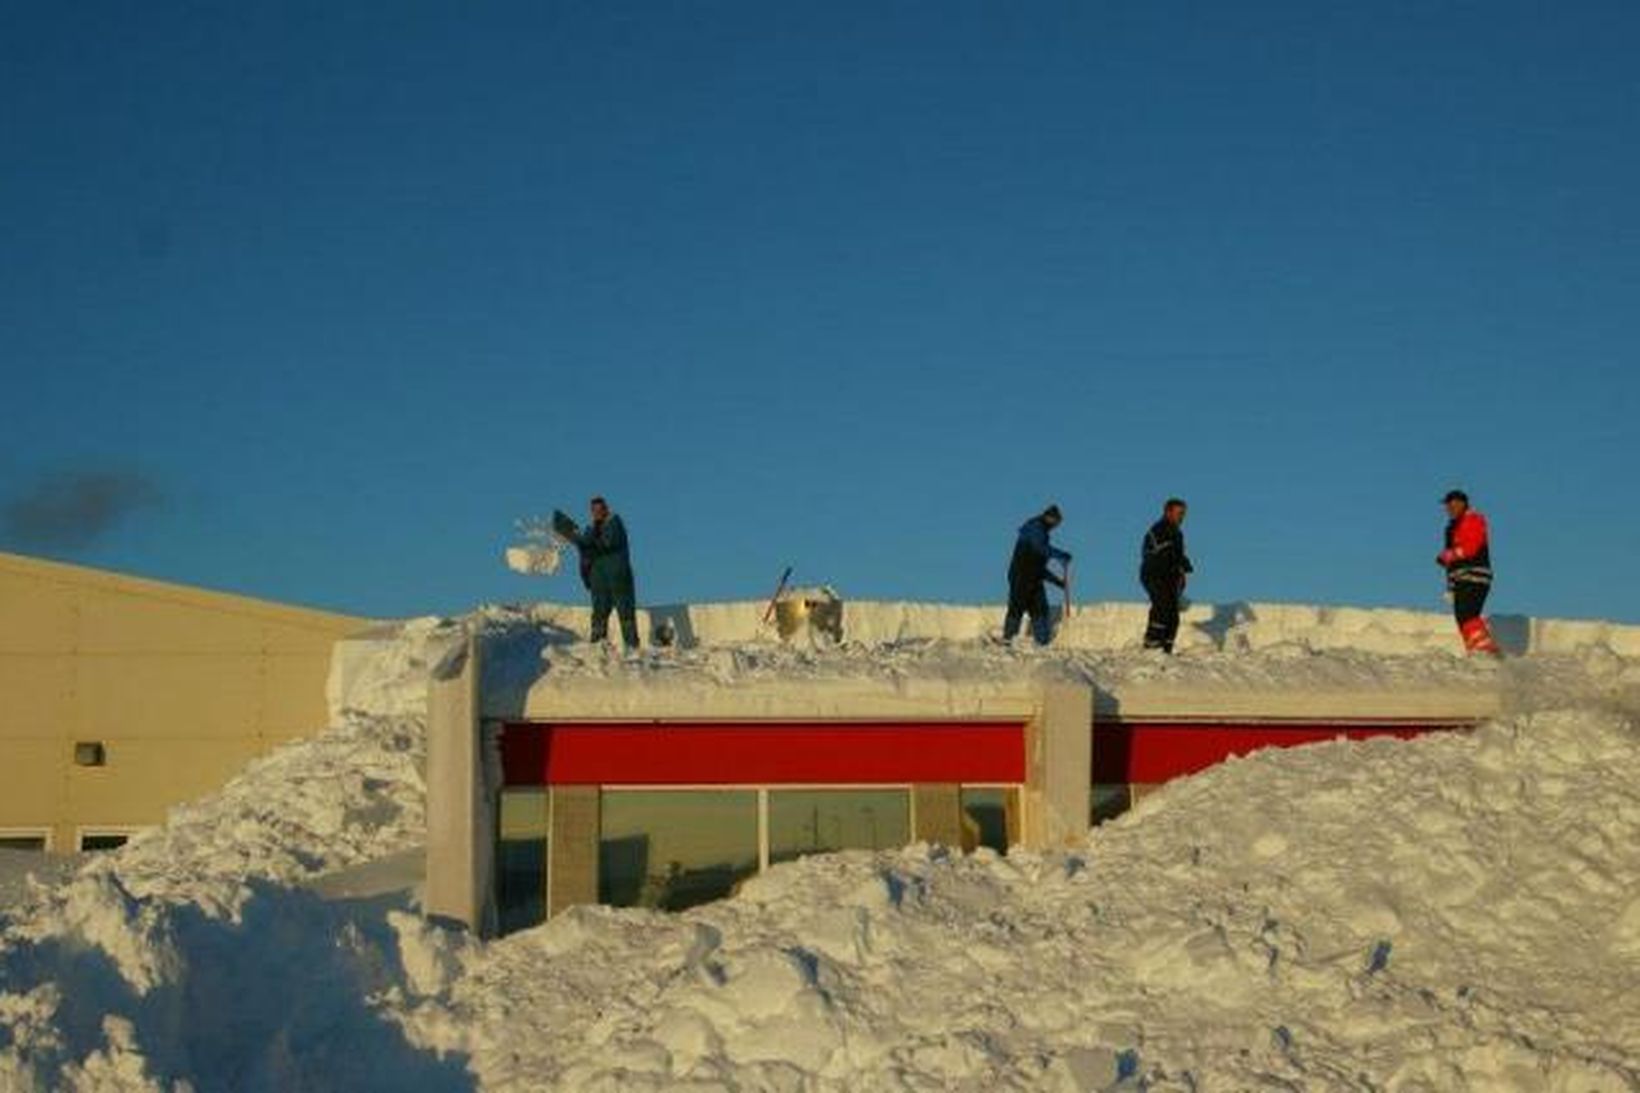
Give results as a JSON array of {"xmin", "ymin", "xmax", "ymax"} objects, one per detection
[{"xmin": 4, "ymin": 2, "xmax": 1636, "ymax": 621}]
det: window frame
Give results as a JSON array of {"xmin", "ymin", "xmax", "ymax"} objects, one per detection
[
  {"xmin": 597, "ymin": 781, "xmax": 1024, "ymax": 876},
  {"xmin": 0, "ymin": 827, "xmax": 53, "ymax": 853},
  {"xmin": 957, "ymin": 784, "xmax": 1022, "ymax": 853},
  {"xmin": 74, "ymin": 827, "xmax": 145, "ymax": 853},
  {"xmin": 596, "ymin": 786, "xmax": 763, "ymax": 912},
  {"xmin": 496, "ymin": 787, "xmax": 554, "ymax": 934},
  {"xmin": 494, "ymin": 780, "xmax": 1029, "ymax": 930},
  {"xmin": 764, "ymin": 785, "xmax": 916, "ymax": 866}
]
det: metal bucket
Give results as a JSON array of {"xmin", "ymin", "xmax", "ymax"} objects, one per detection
[{"xmin": 773, "ymin": 588, "xmax": 843, "ymax": 643}]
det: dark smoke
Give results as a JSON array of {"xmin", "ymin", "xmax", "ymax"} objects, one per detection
[{"xmin": 1, "ymin": 469, "xmax": 165, "ymax": 551}]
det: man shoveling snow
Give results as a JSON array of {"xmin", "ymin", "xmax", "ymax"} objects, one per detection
[
  {"xmin": 1004, "ymin": 504, "xmax": 1072, "ymax": 646},
  {"xmin": 556, "ymin": 496, "xmax": 640, "ymax": 650}
]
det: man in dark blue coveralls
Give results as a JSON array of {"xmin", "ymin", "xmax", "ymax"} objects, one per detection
[
  {"xmin": 1004, "ymin": 504, "xmax": 1071, "ymax": 645},
  {"xmin": 571, "ymin": 496, "xmax": 639, "ymax": 649}
]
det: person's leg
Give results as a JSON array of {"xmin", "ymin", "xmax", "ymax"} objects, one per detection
[
  {"xmin": 615, "ymin": 575, "xmax": 640, "ymax": 649},
  {"xmin": 1003, "ymin": 583, "xmax": 1027, "ymax": 640},
  {"xmin": 1454, "ymin": 583, "xmax": 1499, "ymax": 654},
  {"xmin": 1143, "ymin": 580, "xmax": 1174, "ymax": 651},
  {"xmin": 1029, "ymin": 584, "xmax": 1053, "ymax": 645},
  {"xmin": 1161, "ymin": 584, "xmax": 1182, "ymax": 652},
  {"xmin": 589, "ymin": 577, "xmax": 613, "ymax": 644}
]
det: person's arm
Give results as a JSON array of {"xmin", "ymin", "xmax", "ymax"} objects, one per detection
[
  {"xmin": 602, "ymin": 515, "xmax": 629, "ymax": 556},
  {"xmin": 1439, "ymin": 514, "xmax": 1487, "ymax": 565},
  {"xmin": 1021, "ymin": 520, "xmax": 1071, "ymax": 563},
  {"xmin": 1180, "ymin": 531, "xmax": 1193, "ymax": 574},
  {"xmin": 552, "ymin": 509, "xmax": 581, "ymax": 542}
]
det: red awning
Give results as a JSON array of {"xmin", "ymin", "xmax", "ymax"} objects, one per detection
[
  {"xmin": 502, "ymin": 720, "xmax": 1029, "ymax": 787},
  {"xmin": 1095, "ymin": 720, "xmax": 1472, "ymax": 783}
]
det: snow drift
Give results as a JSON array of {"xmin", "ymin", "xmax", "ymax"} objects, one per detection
[{"xmin": 1, "ymin": 601, "xmax": 1638, "ymax": 1091}]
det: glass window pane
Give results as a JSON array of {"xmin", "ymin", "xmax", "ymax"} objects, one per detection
[
  {"xmin": 600, "ymin": 791, "xmax": 758, "ymax": 912},
  {"xmin": 1092, "ymin": 784, "xmax": 1131, "ymax": 825},
  {"xmin": 497, "ymin": 789, "xmax": 550, "ymax": 934},
  {"xmin": 768, "ymin": 789, "xmax": 910, "ymax": 865},
  {"xmin": 0, "ymin": 835, "xmax": 47, "ymax": 852},
  {"xmin": 960, "ymin": 788, "xmax": 1015, "ymax": 853},
  {"xmin": 78, "ymin": 833, "xmax": 130, "ymax": 852}
]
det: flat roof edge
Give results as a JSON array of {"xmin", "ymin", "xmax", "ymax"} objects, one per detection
[
  {"xmin": 0, "ymin": 550, "xmax": 370, "ymax": 631},
  {"xmin": 494, "ymin": 679, "xmax": 1503, "ymax": 725},
  {"xmin": 1096, "ymin": 685, "xmax": 1504, "ymax": 722},
  {"xmin": 495, "ymin": 676, "xmax": 1502, "ymax": 718},
  {"xmin": 498, "ymin": 676, "xmax": 1043, "ymax": 718}
]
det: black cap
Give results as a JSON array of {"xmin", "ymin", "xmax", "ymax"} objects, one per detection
[
  {"xmin": 1442, "ymin": 490, "xmax": 1469, "ymax": 505},
  {"xmin": 1043, "ymin": 504, "xmax": 1062, "ymax": 521}
]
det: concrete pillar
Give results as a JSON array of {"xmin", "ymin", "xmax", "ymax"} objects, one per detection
[
  {"xmin": 548, "ymin": 785, "xmax": 600, "ymax": 915},
  {"xmin": 1004, "ymin": 787, "xmax": 1023, "ymax": 848},
  {"xmin": 425, "ymin": 636, "xmax": 490, "ymax": 932},
  {"xmin": 912, "ymin": 783, "xmax": 964, "ymax": 848},
  {"xmin": 1023, "ymin": 682, "xmax": 1093, "ymax": 850}
]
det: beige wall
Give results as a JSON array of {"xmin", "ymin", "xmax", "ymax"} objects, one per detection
[{"xmin": 0, "ymin": 551, "xmax": 365, "ymax": 852}]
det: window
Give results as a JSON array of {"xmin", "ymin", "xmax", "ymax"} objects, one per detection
[
  {"xmin": 505, "ymin": 781, "xmax": 1024, "ymax": 923},
  {"xmin": 1091, "ymin": 784, "xmax": 1131, "ymax": 825},
  {"xmin": 77, "ymin": 831, "xmax": 135, "ymax": 852},
  {"xmin": 959, "ymin": 787, "xmax": 1017, "ymax": 853},
  {"xmin": 600, "ymin": 790, "xmax": 758, "ymax": 912},
  {"xmin": 497, "ymin": 789, "xmax": 550, "ymax": 934},
  {"xmin": 0, "ymin": 830, "xmax": 50, "ymax": 853},
  {"xmin": 768, "ymin": 789, "xmax": 910, "ymax": 865}
]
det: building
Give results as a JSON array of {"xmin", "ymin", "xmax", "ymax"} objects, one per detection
[
  {"xmin": 420, "ymin": 630, "xmax": 1501, "ymax": 937},
  {"xmin": 0, "ymin": 551, "xmax": 365, "ymax": 853}
]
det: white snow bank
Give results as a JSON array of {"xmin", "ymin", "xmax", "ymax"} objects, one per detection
[
  {"xmin": 0, "ymin": 870, "xmax": 472, "ymax": 1092},
  {"xmin": 509, "ymin": 598, "xmax": 1640, "ymax": 657},
  {"xmin": 503, "ymin": 605, "xmax": 1640, "ymax": 723},
  {"xmin": 2, "ymin": 602, "xmax": 1639, "ymax": 1090},
  {"xmin": 389, "ymin": 704, "xmax": 1640, "ymax": 1090},
  {"xmin": 318, "ymin": 599, "xmax": 1640, "ymax": 723}
]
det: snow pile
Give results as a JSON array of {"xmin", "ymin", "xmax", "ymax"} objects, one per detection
[
  {"xmin": 0, "ymin": 613, "xmax": 497, "ymax": 1092},
  {"xmin": 521, "ymin": 618, "xmax": 1640, "ymax": 724},
  {"xmin": 0, "ymin": 854, "xmax": 76, "ymax": 912},
  {"xmin": 98, "ymin": 611, "xmax": 553, "ymax": 911},
  {"xmin": 102, "ymin": 712, "xmax": 426, "ymax": 913},
  {"xmin": 515, "ymin": 598, "xmax": 1640, "ymax": 658},
  {"xmin": 387, "ymin": 705, "xmax": 1640, "ymax": 1090},
  {"xmin": 0, "ymin": 871, "xmax": 472, "ymax": 1092},
  {"xmin": 1, "ymin": 602, "xmax": 1639, "ymax": 1090}
]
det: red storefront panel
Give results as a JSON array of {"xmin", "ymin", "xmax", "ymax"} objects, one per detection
[
  {"xmin": 502, "ymin": 720, "xmax": 1029, "ymax": 786},
  {"xmin": 1094, "ymin": 720, "xmax": 1473, "ymax": 784}
]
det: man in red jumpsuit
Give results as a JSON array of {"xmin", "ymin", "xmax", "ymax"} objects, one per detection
[{"xmin": 1437, "ymin": 490, "xmax": 1501, "ymax": 655}]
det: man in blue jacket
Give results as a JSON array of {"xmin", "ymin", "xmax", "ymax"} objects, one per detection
[
  {"xmin": 1140, "ymin": 498, "xmax": 1193, "ymax": 653},
  {"xmin": 1004, "ymin": 504, "xmax": 1071, "ymax": 646},
  {"xmin": 570, "ymin": 496, "xmax": 639, "ymax": 649}
]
